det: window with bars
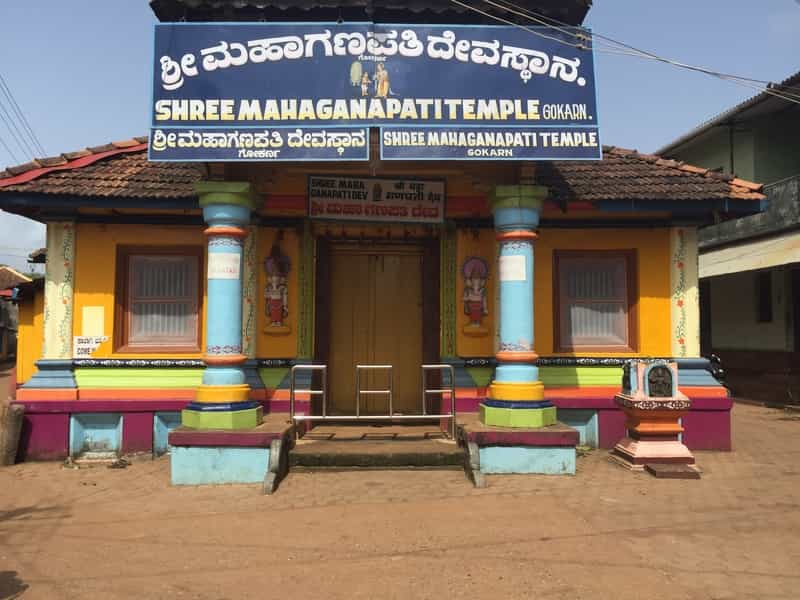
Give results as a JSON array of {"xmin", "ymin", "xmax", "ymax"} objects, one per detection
[
  {"xmin": 115, "ymin": 247, "xmax": 202, "ymax": 352},
  {"xmin": 554, "ymin": 250, "xmax": 638, "ymax": 352}
]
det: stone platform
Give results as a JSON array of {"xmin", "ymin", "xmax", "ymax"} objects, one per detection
[
  {"xmin": 290, "ymin": 424, "xmax": 463, "ymax": 469},
  {"xmin": 168, "ymin": 413, "xmax": 293, "ymax": 491},
  {"xmin": 458, "ymin": 415, "xmax": 579, "ymax": 486}
]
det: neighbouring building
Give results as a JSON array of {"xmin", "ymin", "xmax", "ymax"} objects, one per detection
[
  {"xmin": 0, "ymin": 266, "xmax": 31, "ymax": 362},
  {"xmin": 0, "ymin": 1, "xmax": 766, "ymax": 478},
  {"xmin": 659, "ymin": 70, "xmax": 800, "ymax": 406}
]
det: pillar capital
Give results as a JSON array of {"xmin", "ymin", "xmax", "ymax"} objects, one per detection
[
  {"xmin": 491, "ymin": 185, "xmax": 547, "ymax": 231},
  {"xmin": 195, "ymin": 180, "xmax": 257, "ymax": 210},
  {"xmin": 196, "ymin": 181, "xmax": 256, "ymax": 229}
]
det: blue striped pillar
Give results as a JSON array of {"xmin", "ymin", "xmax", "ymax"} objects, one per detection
[
  {"xmin": 182, "ymin": 181, "xmax": 262, "ymax": 430},
  {"xmin": 481, "ymin": 185, "xmax": 556, "ymax": 428}
]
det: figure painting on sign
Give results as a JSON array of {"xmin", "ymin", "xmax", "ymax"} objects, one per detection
[
  {"xmin": 264, "ymin": 245, "xmax": 290, "ymax": 328},
  {"xmin": 361, "ymin": 72, "xmax": 371, "ymax": 97},
  {"xmin": 462, "ymin": 257, "xmax": 489, "ymax": 327},
  {"xmin": 349, "ymin": 61, "xmax": 363, "ymax": 88},
  {"xmin": 374, "ymin": 62, "xmax": 390, "ymax": 98}
]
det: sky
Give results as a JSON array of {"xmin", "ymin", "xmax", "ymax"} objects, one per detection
[{"xmin": 1, "ymin": 0, "xmax": 799, "ymax": 270}]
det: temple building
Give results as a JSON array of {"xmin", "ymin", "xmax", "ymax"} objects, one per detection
[{"xmin": 0, "ymin": 0, "xmax": 765, "ymax": 481}]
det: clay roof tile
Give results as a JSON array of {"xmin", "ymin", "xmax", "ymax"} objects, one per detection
[{"xmin": 0, "ymin": 139, "xmax": 765, "ymax": 204}]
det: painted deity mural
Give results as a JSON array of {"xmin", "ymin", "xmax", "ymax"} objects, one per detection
[
  {"xmin": 264, "ymin": 244, "xmax": 290, "ymax": 330},
  {"xmin": 462, "ymin": 257, "xmax": 489, "ymax": 329}
]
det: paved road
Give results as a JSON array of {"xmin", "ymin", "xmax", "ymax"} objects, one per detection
[{"xmin": 0, "ymin": 403, "xmax": 798, "ymax": 599}]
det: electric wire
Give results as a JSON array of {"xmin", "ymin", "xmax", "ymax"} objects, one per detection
[
  {"xmin": 0, "ymin": 95, "xmax": 37, "ymax": 158},
  {"xmin": 0, "ymin": 134, "xmax": 20, "ymax": 164},
  {"xmin": 448, "ymin": 0, "xmax": 800, "ymax": 106},
  {"xmin": 482, "ymin": 0, "xmax": 800, "ymax": 99},
  {"xmin": 0, "ymin": 73, "xmax": 46, "ymax": 156},
  {"xmin": 0, "ymin": 101, "xmax": 36, "ymax": 160}
]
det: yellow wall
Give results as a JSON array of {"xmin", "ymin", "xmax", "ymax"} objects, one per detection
[
  {"xmin": 257, "ymin": 227, "xmax": 300, "ymax": 358},
  {"xmin": 63, "ymin": 223, "xmax": 670, "ymax": 362},
  {"xmin": 535, "ymin": 228, "xmax": 671, "ymax": 357},
  {"xmin": 456, "ymin": 228, "xmax": 496, "ymax": 357},
  {"xmin": 73, "ymin": 224, "xmax": 207, "ymax": 358},
  {"xmin": 16, "ymin": 287, "xmax": 43, "ymax": 384},
  {"xmin": 455, "ymin": 228, "xmax": 672, "ymax": 357}
]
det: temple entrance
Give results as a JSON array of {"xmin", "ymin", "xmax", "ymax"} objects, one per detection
[
  {"xmin": 326, "ymin": 243, "xmax": 423, "ymax": 414},
  {"xmin": 314, "ymin": 237, "xmax": 440, "ymax": 417}
]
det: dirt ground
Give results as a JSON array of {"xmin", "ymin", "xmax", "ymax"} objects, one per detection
[{"xmin": 1, "ymin": 403, "xmax": 799, "ymax": 600}]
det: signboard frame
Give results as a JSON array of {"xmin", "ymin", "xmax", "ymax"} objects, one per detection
[
  {"xmin": 149, "ymin": 22, "xmax": 601, "ymax": 162},
  {"xmin": 307, "ymin": 174, "xmax": 446, "ymax": 224}
]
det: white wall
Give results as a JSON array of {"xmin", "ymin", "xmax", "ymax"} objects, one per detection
[{"xmin": 709, "ymin": 267, "xmax": 792, "ymax": 351}]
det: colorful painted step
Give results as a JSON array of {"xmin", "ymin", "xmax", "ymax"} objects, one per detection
[{"xmin": 458, "ymin": 415, "xmax": 578, "ymax": 484}]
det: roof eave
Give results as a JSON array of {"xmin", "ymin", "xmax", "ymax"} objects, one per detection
[{"xmin": 656, "ymin": 70, "xmax": 800, "ymax": 157}]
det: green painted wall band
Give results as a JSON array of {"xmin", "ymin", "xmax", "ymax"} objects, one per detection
[{"xmin": 75, "ymin": 368, "xmax": 202, "ymax": 388}]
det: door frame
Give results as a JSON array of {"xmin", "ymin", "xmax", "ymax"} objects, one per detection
[{"xmin": 313, "ymin": 235, "xmax": 440, "ymax": 415}]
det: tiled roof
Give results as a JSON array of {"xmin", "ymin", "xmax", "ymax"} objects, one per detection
[
  {"xmin": 538, "ymin": 146, "xmax": 764, "ymax": 202},
  {"xmin": 0, "ymin": 137, "xmax": 763, "ymax": 203},
  {"xmin": 0, "ymin": 138, "xmax": 203, "ymax": 199}
]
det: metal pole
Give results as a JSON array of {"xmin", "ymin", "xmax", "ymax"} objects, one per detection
[
  {"xmin": 322, "ymin": 365, "xmax": 327, "ymax": 418},
  {"xmin": 421, "ymin": 366, "xmax": 427, "ymax": 416},
  {"xmin": 289, "ymin": 365, "xmax": 296, "ymax": 439},
  {"xmin": 289, "ymin": 365, "xmax": 296, "ymax": 423},
  {"xmin": 449, "ymin": 365, "xmax": 456, "ymax": 439},
  {"xmin": 388, "ymin": 366, "xmax": 393, "ymax": 416},
  {"xmin": 355, "ymin": 366, "xmax": 361, "ymax": 418}
]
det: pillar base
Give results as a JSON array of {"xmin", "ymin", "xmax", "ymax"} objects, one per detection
[
  {"xmin": 23, "ymin": 359, "xmax": 77, "ymax": 389},
  {"xmin": 182, "ymin": 403, "xmax": 263, "ymax": 430},
  {"xmin": 479, "ymin": 403, "xmax": 557, "ymax": 428},
  {"xmin": 487, "ymin": 380, "xmax": 544, "ymax": 401},
  {"xmin": 610, "ymin": 437, "xmax": 697, "ymax": 471}
]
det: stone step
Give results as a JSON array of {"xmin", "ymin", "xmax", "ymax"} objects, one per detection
[{"xmin": 289, "ymin": 438, "xmax": 465, "ymax": 469}]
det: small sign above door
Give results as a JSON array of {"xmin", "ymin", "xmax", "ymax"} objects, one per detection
[{"xmin": 308, "ymin": 175, "xmax": 445, "ymax": 224}]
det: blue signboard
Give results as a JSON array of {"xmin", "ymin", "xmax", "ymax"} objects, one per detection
[
  {"xmin": 149, "ymin": 127, "xmax": 368, "ymax": 161},
  {"xmin": 381, "ymin": 127, "xmax": 600, "ymax": 160},
  {"xmin": 150, "ymin": 23, "xmax": 600, "ymax": 161}
]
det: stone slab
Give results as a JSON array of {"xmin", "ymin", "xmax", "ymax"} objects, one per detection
[
  {"xmin": 479, "ymin": 446, "xmax": 576, "ymax": 475},
  {"xmin": 290, "ymin": 439, "xmax": 463, "ymax": 468},
  {"xmin": 645, "ymin": 463, "xmax": 701, "ymax": 479},
  {"xmin": 171, "ymin": 446, "xmax": 270, "ymax": 485},
  {"xmin": 459, "ymin": 414, "xmax": 579, "ymax": 447},
  {"xmin": 169, "ymin": 414, "xmax": 291, "ymax": 448}
]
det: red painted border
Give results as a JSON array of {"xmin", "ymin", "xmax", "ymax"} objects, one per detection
[
  {"xmin": 0, "ymin": 143, "xmax": 147, "ymax": 188},
  {"xmin": 460, "ymin": 417, "xmax": 579, "ymax": 446},
  {"xmin": 169, "ymin": 425, "xmax": 290, "ymax": 447}
]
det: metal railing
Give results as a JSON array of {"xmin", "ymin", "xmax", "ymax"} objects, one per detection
[
  {"xmin": 288, "ymin": 364, "xmax": 328, "ymax": 425},
  {"xmin": 288, "ymin": 363, "xmax": 458, "ymax": 438},
  {"xmin": 421, "ymin": 364, "xmax": 457, "ymax": 438},
  {"xmin": 355, "ymin": 364, "xmax": 393, "ymax": 417}
]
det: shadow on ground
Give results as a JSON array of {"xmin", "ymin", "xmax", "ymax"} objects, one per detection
[
  {"xmin": 0, "ymin": 571, "xmax": 28, "ymax": 599},
  {"xmin": 0, "ymin": 505, "xmax": 65, "ymax": 522}
]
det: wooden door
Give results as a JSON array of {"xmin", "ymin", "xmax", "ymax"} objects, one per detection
[{"xmin": 327, "ymin": 244, "xmax": 424, "ymax": 415}]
